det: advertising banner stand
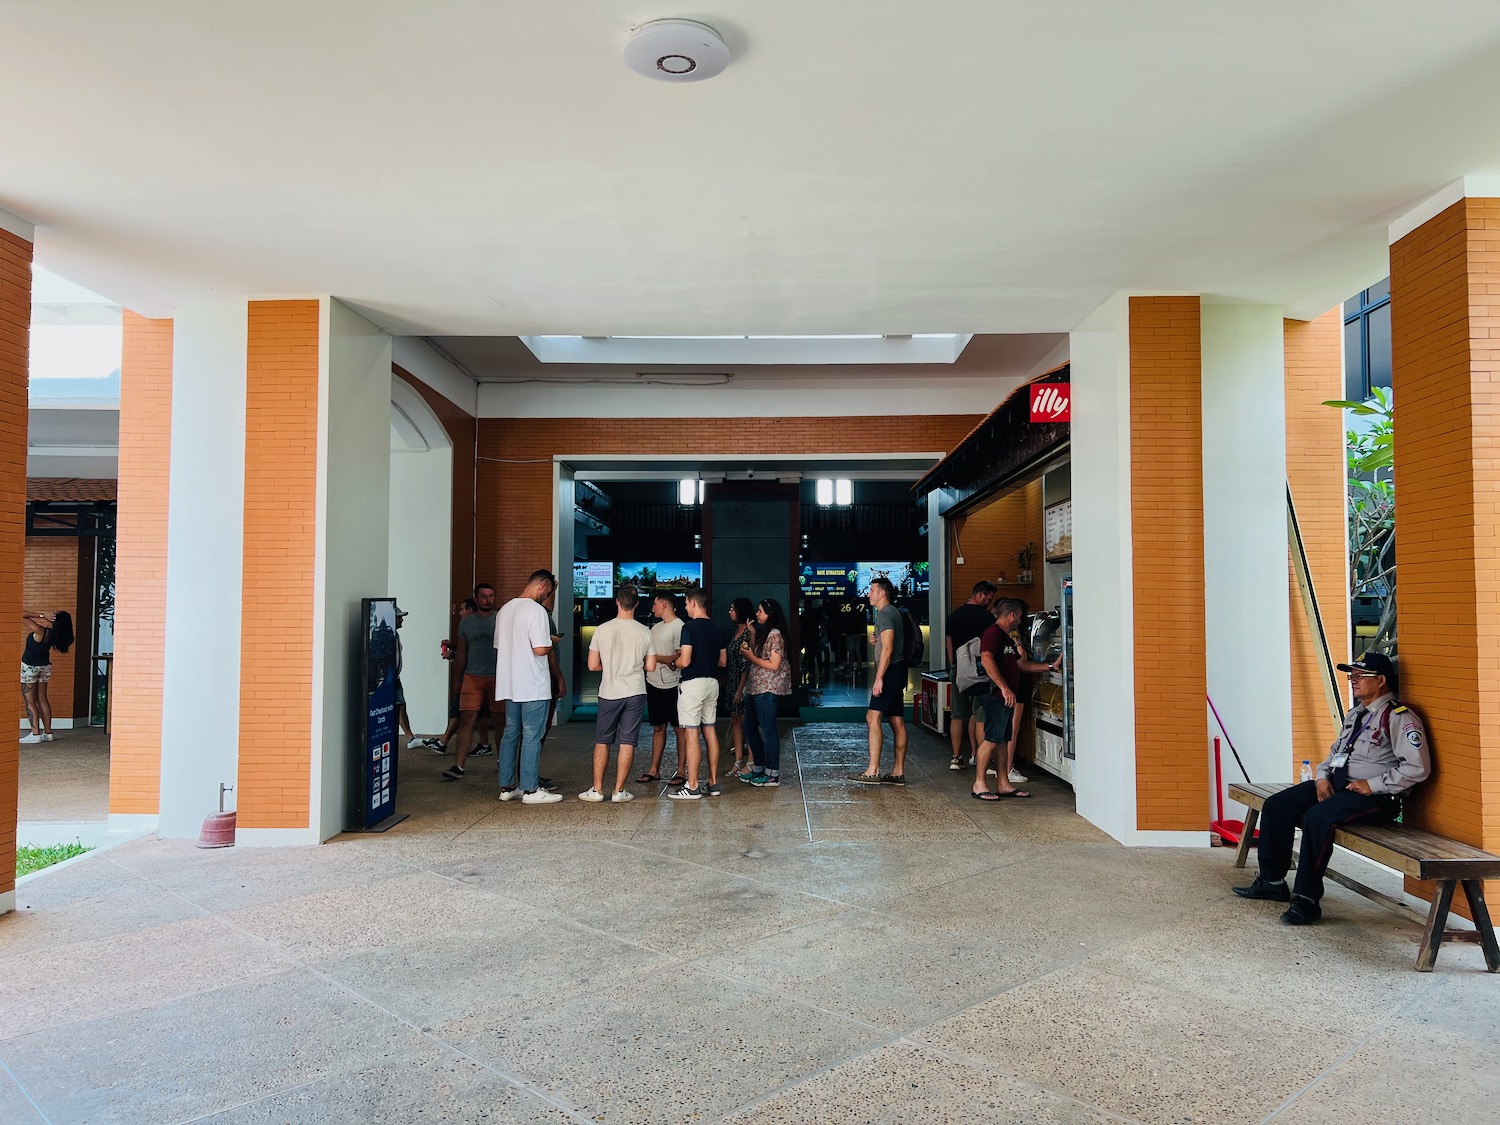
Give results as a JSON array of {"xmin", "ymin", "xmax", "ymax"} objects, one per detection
[{"xmin": 354, "ymin": 597, "xmax": 409, "ymax": 832}]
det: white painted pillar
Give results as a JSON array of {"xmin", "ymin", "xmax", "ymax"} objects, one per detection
[
  {"xmin": 310, "ymin": 299, "xmax": 392, "ymax": 841},
  {"xmin": 1200, "ymin": 304, "xmax": 1293, "ymax": 789},
  {"xmin": 1068, "ymin": 294, "xmax": 1138, "ymax": 843},
  {"xmin": 155, "ymin": 307, "xmax": 247, "ymax": 838}
]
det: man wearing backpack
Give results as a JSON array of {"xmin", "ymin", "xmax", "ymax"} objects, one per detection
[
  {"xmin": 851, "ymin": 576, "xmax": 910, "ymax": 785},
  {"xmin": 945, "ymin": 581, "xmax": 997, "ymax": 771}
]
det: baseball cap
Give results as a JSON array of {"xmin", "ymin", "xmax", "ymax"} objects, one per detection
[
  {"xmin": 1336, "ymin": 652, "xmax": 1395, "ymax": 683},
  {"xmin": 394, "ymin": 604, "xmax": 408, "ymax": 618}
]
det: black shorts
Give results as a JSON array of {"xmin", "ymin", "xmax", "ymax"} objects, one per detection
[
  {"xmin": 979, "ymin": 696, "xmax": 1013, "ymax": 745},
  {"xmin": 646, "ymin": 683, "xmax": 680, "ymax": 727},
  {"xmin": 868, "ymin": 662, "xmax": 908, "ymax": 717}
]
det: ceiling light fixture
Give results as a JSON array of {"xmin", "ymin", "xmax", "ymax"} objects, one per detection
[{"xmin": 623, "ymin": 19, "xmax": 731, "ymax": 83}]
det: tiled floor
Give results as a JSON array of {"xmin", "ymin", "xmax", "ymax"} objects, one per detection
[{"xmin": 3, "ymin": 720, "xmax": 1496, "ymax": 1124}]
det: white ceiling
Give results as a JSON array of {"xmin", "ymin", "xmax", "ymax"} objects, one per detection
[{"xmin": 6, "ymin": 1, "xmax": 1500, "ymax": 335}]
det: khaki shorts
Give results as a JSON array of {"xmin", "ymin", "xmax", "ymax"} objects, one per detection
[
  {"xmin": 459, "ymin": 674, "xmax": 497, "ymax": 712},
  {"xmin": 950, "ymin": 689, "xmax": 978, "ymax": 722},
  {"xmin": 677, "ymin": 677, "xmax": 719, "ymax": 727}
]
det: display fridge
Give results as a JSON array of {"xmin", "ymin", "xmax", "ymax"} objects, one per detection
[{"xmin": 1029, "ymin": 578, "xmax": 1074, "ymax": 783}]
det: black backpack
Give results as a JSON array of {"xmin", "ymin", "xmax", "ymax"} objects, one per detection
[{"xmin": 897, "ymin": 607, "xmax": 924, "ymax": 664}]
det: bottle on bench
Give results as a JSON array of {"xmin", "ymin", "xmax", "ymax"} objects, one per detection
[{"xmin": 1300, "ymin": 760, "xmax": 1313, "ymax": 783}]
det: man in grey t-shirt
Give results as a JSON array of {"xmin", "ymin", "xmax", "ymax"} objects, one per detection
[
  {"xmin": 852, "ymin": 576, "xmax": 908, "ymax": 784},
  {"xmin": 582, "ymin": 584, "xmax": 656, "ymax": 802}
]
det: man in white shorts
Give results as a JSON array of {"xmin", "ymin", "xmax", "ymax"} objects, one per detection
[
  {"xmin": 581, "ymin": 584, "xmax": 655, "ymax": 803},
  {"xmin": 669, "ymin": 586, "xmax": 727, "ymax": 800}
]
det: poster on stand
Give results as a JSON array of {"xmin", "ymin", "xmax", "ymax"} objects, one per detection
[{"xmin": 355, "ymin": 597, "xmax": 406, "ymax": 830}]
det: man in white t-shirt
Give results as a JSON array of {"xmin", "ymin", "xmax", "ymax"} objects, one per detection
[
  {"xmin": 493, "ymin": 569, "xmax": 563, "ymax": 805},
  {"xmin": 581, "ymin": 584, "xmax": 656, "ymax": 803},
  {"xmin": 638, "ymin": 592, "xmax": 686, "ymax": 785}
]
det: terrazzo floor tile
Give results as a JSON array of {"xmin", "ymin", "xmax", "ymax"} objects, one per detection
[
  {"xmin": 194, "ymin": 1039, "xmax": 578, "ymax": 1124},
  {"xmin": 0, "ymin": 912, "xmax": 296, "ymax": 1040},
  {"xmin": 2, "ymin": 870, "xmax": 206, "ymax": 956},
  {"xmin": 721, "ymin": 1041, "xmax": 1119, "ymax": 1124},
  {"xmin": 916, "ymin": 962, "xmax": 1355, "ymax": 1125},
  {"xmin": 0, "ymin": 971, "xmax": 424, "ymax": 1124},
  {"xmin": 222, "ymin": 869, "xmax": 519, "ymax": 962},
  {"xmin": 436, "ymin": 966, "xmax": 888, "ymax": 1124},
  {"xmin": 0, "ymin": 1069, "xmax": 45, "ymax": 1124},
  {"xmin": 695, "ymin": 908, "xmax": 1070, "ymax": 1030}
]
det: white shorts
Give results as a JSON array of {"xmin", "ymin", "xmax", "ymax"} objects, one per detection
[
  {"xmin": 677, "ymin": 677, "xmax": 719, "ymax": 727},
  {"xmin": 21, "ymin": 662, "xmax": 51, "ymax": 685}
]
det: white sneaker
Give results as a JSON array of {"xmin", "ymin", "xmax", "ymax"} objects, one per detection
[
  {"xmin": 1009, "ymin": 769, "xmax": 1028, "ymax": 784},
  {"xmin": 521, "ymin": 789, "xmax": 563, "ymax": 805},
  {"xmin": 42, "ymin": 733, "xmax": 54, "ymax": 742},
  {"xmin": 578, "ymin": 788, "xmax": 605, "ymax": 802},
  {"xmin": 986, "ymin": 767, "xmax": 997, "ymax": 775},
  {"xmin": 20, "ymin": 733, "xmax": 43, "ymax": 744},
  {"xmin": 498, "ymin": 787, "xmax": 520, "ymax": 802},
  {"xmin": 610, "ymin": 790, "xmax": 634, "ymax": 803}
]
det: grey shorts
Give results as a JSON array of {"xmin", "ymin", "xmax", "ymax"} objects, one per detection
[
  {"xmin": 596, "ymin": 694, "xmax": 646, "ymax": 747},
  {"xmin": 950, "ymin": 689, "xmax": 978, "ymax": 722}
]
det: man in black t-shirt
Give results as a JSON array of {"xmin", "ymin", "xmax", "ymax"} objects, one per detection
[
  {"xmin": 944, "ymin": 580, "xmax": 996, "ymax": 770},
  {"xmin": 670, "ymin": 587, "xmax": 728, "ymax": 799}
]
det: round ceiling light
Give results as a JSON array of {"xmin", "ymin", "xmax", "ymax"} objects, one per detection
[{"xmin": 623, "ymin": 19, "xmax": 730, "ymax": 83}]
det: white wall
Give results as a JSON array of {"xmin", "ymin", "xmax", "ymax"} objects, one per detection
[
  {"xmin": 389, "ymin": 379, "xmax": 453, "ymax": 735},
  {"xmin": 1068, "ymin": 295, "xmax": 1138, "ymax": 844},
  {"xmin": 308, "ymin": 300, "xmax": 392, "ymax": 842},
  {"xmin": 1201, "ymin": 304, "xmax": 1293, "ymax": 799},
  {"xmin": 480, "ymin": 371, "xmax": 1027, "ymax": 419},
  {"xmin": 154, "ymin": 306, "xmax": 247, "ymax": 838}
]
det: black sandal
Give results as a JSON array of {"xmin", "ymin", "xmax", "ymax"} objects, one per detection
[
  {"xmin": 666, "ymin": 774, "xmax": 687, "ymax": 787},
  {"xmin": 971, "ymin": 789, "xmax": 1001, "ymax": 801},
  {"xmin": 635, "ymin": 772, "xmax": 660, "ymax": 784}
]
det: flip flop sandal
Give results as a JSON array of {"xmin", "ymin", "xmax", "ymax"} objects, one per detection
[
  {"xmin": 971, "ymin": 790, "xmax": 1002, "ymax": 801},
  {"xmin": 635, "ymin": 772, "xmax": 660, "ymax": 784},
  {"xmin": 666, "ymin": 775, "xmax": 687, "ymax": 786},
  {"xmin": 994, "ymin": 790, "xmax": 1032, "ymax": 799}
]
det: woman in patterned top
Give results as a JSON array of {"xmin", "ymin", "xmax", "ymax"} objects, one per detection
[
  {"xmin": 720, "ymin": 597, "xmax": 756, "ymax": 777},
  {"xmin": 739, "ymin": 598, "xmax": 793, "ymax": 787}
]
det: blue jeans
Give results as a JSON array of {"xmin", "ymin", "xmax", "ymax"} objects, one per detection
[
  {"xmin": 745, "ymin": 692, "xmax": 780, "ymax": 772},
  {"xmin": 498, "ymin": 698, "xmax": 549, "ymax": 792}
]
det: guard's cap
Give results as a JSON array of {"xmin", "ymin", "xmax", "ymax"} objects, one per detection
[
  {"xmin": 394, "ymin": 604, "xmax": 408, "ymax": 618},
  {"xmin": 1336, "ymin": 651, "xmax": 1395, "ymax": 683}
]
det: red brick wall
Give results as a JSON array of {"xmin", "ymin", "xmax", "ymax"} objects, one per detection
[
  {"xmin": 22, "ymin": 536, "xmax": 79, "ymax": 720},
  {"xmin": 1391, "ymin": 197, "xmax": 1500, "ymax": 910},
  {"xmin": 1129, "ymin": 296, "xmax": 1208, "ymax": 832},
  {"xmin": 474, "ymin": 416, "xmax": 983, "ymax": 590},
  {"xmin": 238, "ymin": 300, "xmax": 320, "ymax": 829},
  {"xmin": 0, "ymin": 227, "xmax": 32, "ymax": 901},
  {"xmin": 111, "ymin": 312, "xmax": 173, "ymax": 815}
]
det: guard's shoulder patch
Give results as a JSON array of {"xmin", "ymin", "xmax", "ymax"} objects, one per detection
[{"xmin": 1394, "ymin": 705, "xmax": 1409, "ymax": 713}]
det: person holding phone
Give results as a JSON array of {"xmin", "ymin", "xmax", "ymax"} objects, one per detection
[
  {"xmin": 740, "ymin": 598, "xmax": 793, "ymax": 787},
  {"xmin": 21, "ymin": 609, "xmax": 74, "ymax": 744},
  {"xmin": 720, "ymin": 597, "xmax": 756, "ymax": 776}
]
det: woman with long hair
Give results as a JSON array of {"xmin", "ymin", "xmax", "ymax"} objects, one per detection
[
  {"xmin": 720, "ymin": 597, "xmax": 757, "ymax": 776},
  {"xmin": 739, "ymin": 597, "xmax": 793, "ymax": 787},
  {"xmin": 21, "ymin": 609, "xmax": 74, "ymax": 744}
]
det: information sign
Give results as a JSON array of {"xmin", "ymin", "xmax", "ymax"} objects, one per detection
[
  {"xmin": 357, "ymin": 598, "xmax": 400, "ymax": 829},
  {"xmin": 799, "ymin": 562, "xmax": 857, "ymax": 598}
]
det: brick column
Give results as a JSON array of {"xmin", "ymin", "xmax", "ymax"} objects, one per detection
[
  {"xmin": 0, "ymin": 214, "xmax": 33, "ymax": 914},
  {"xmin": 110, "ymin": 312, "xmax": 173, "ymax": 824},
  {"xmin": 1128, "ymin": 296, "xmax": 1208, "ymax": 832},
  {"xmin": 1390, "ymin": 196, "xmax": 1500, "ymax": 909}
]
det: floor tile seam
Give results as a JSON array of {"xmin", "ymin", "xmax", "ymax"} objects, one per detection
[
  {"xmin": 793, "ymin": 727, "xmax": 815, "ymax": 842},
  {"xmin": 688, "ymin": 957, "xmax": 908, "ymax": 1041},
  {"xmin": 0, "ymin": 1052, "xmax": 53, "ymax": 1124},
  {"xmin": 193, "ymin": 910, "xmax": 601, "ymax": 1124},
  {"xmin": 173, "ymin": 1078, "xmax": 323, "ymax": 1125},
  {"xmin": 702, "ymin": 1035, "xmax": 910, "ymax": 1123},
  {"xmin": 886, "ymin": 1034, "xmax": 1148, "ymax": 1125},
  {"xmin": 1258, "ymin": 977, "xmax": 1449, "ymax": 1124}
]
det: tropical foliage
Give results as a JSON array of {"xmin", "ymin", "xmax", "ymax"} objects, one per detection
[{"xmin": 1323, "ymin": 387, "xmax": 1395, "ymax": 653}]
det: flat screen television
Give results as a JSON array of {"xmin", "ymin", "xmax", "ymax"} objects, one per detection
[
  {"xmin": 615, "ymin": 561, "xmax": 702, "ymax": 592},
  {"xmin": 856, "ymin": 561, "xmax": 928, "ymax": 596}
]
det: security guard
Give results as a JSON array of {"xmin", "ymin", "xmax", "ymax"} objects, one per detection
[{"xmin": 1234, "ymin": 651, "xmax": 1430, "ymax": 924}]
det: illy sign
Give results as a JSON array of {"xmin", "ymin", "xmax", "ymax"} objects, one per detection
[{"xmin": 1030, "ymin": 383, "xmax": 1071, "ymax": 423}]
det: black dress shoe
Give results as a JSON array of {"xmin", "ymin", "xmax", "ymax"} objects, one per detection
[
  {"xmin": 1233, "ymin": 876, "xmax": 1291, "ymax": 901},
  {"xmin": 1280, "ymin": 895, "xmax": 1322, "ymax": 925}
]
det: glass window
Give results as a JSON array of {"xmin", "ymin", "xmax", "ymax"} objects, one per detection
[
  {"xmin": 1342, "ymin": 278, "xmax": 1391, "ymax": 401},
  {"xmin": 1366, "ymin": 303, "xmax": 1391, "ymax": 393}
]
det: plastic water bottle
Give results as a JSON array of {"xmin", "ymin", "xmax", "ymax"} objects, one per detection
[{"xmin": 1300, "ymin": 760, "xmax": 1313, "ymax": 783}]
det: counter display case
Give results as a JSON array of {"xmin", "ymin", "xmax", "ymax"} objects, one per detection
[{"xmin": 1029, "ymin": 579, "xmax": 1074, "ymax": 783}]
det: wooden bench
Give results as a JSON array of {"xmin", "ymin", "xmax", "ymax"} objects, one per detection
[{"xmin": 1228, "ymin": 781, "xmax": 1500, "ymax": 973}]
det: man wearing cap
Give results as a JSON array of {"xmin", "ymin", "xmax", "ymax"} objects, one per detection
[{"xmin": 1234, "ymin": 652, "xmax": 1431, "ymax": 924}]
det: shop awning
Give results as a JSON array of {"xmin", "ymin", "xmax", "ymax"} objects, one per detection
[{"xmin": 913, "ymin": 364, "xmax": 1069, "ymax": 516}]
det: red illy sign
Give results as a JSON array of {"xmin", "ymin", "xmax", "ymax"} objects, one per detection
[{"xmin": 1029, "ymin": 383, "xmax": 1071, "ymax": 423}]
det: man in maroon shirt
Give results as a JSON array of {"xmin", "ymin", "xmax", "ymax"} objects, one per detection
[{"xmin": 972, "ymin": 598, "xmax": 1057, "ymax": 800}]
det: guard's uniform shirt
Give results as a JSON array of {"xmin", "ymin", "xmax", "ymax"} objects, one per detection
[{"xmin": 1315, "ymin": 693, "xmax": 1431, "ymax": 795}]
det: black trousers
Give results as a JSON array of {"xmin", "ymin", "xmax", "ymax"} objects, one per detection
[{"xmin": 1257, "ymin": 780, "xmax": 1395, "ymax": 902}]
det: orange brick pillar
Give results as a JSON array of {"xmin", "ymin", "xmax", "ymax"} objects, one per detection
[
  {"xmin": 238, "ymin": 299, "xmax": 391, "ymax": 843},
  {"xmin": 1390, "ymin": 194, "xmax": 1500, "ymax": 911},
  {"xmin": 1128, "ymin": 296, "xmax": 1208, "ymax": 835},
  {"xmin": 109, "ymin": 312, "xmax": 173, "ymax": 826},
  {"xmin": 1284, "ymin": 312, "xmax": 1350, "ymax": 774},
  {"xmin": 1, "ymin": 211, "xmax": 33, "ymax": 914}
]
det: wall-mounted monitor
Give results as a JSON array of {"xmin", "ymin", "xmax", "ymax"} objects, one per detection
[
  {"xmin": 616, "ymin": 561, "xmax": 702, "ymax": 592},
  {"xmin": 573, "ymin": 561, "xmax": 614, "ymax": 600},
  {"xmin": 856, "ymin": 561, "xmax": 929, "ymax": 596},
  {"xmin": 799, "ymin": 562, "xmax": 857, "ymax": 599}
]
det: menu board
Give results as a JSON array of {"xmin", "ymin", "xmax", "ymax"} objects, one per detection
[
  {"xmin": 1045, "ymin": 500, "xmax": 1072, "ymax": 561},
  {"xmin": 800, "ymin": 562, "xmax": 857, "ymax": 598}
]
